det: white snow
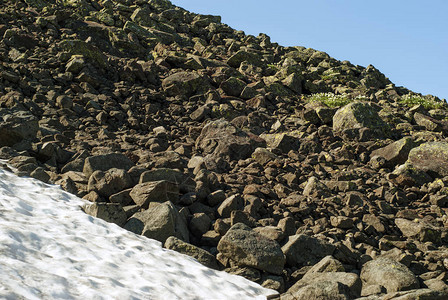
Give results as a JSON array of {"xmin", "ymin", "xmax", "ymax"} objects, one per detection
[{"xmin": 0, "ymin": 167, "xmax": 277, "ymax": 300}]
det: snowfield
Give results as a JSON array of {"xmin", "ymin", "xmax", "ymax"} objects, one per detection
[{"xmin": 0, "ymin": 167, "xmax": 277, "ymax": 299}]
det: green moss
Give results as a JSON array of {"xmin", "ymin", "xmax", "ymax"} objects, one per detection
[
  {"xmin": 59, "ymin": 39, "xmax": 107, "ymax": 68},
  {"xmin": 399, "ymin": 94, "xmax": 446, "ymax": 110}
]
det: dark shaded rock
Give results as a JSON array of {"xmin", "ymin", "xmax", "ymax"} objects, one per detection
[
  {"xmin": 196, "ymin": 119, "xmax": 265, "ymax": 168},
  {"xmin": 0, "ymin": 111, "xmax": 38, "ymax": 147},
  {"xmin": 282, "ymin": 234, "xmax": 336, "ymax": 267},
  {"xmin": 83, "ymin": 153, "xmax": 134, "ymax": 178},
  {"xmin": 162, "ymin": 71, "xmax": 209, "ymax": 97}
]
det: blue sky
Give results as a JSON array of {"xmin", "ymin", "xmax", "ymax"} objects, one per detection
[{"xmin": 173, "ymin": 0, "xmax": 448, "ymax": 100}]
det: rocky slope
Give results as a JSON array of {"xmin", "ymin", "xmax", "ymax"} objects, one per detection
[{"xmin": 1, "ymin": 0, "xmax": 448, "ymax": 299}]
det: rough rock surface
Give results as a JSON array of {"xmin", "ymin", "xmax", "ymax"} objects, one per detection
[
  {"xmin": 217, "ymin": 223, "xmax": 285, "ymax": 274},
  {"xmin": 1, "ymin": 0, "xmax": 448, "ymax": 297},
  {"xmin": 360, "ymin": 257, "xmax": 419, "ymax": 293}
]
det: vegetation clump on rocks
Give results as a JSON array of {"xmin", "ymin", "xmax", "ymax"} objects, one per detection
[{"xmin": 1, "ymin": 0, "xmax": 448, "ymax": 298}]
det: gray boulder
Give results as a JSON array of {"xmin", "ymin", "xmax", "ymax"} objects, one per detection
[
  {"xmin": 162, "ymin": 71, "xmax": 209, "ymax": 97},
  {"xmin": 87, "ymin": 168, "xmax": 132, "ymax": 198},
  {"xmin": 360, "ymin": 257, "xmax": 419, "ymax": 293},
  {"xmin": 124, "ymin": 201, "xmax": 189, "ymax": 243},
  {"xmin": 284, "ymin": 271, "xmax": 361, "ymax": 299},
  {"xmin": 130, "ymin": 180, "xmax": 179, "ymax": 208},
  {"xmin": 217, "ymin": 223, "xmax": 285, "ymax": 274},
  {"xmin": 407, "ymin": 142, "xmax": 448, "ymax": 177},
  {"xmin": 195, "ymin": 119, "xmax": 265, "ymax": 168},
  {"xmin": 281, "ymin": 280, "xmax": 351, "ymax": 300},
  {"xmin": 83, "ymin": 153, "xmax": 134, "ymax": 178},
  {"xmin": 83, "ymin": 202, "xmax": 127, "ymax": 227},
  {"xmin": 282, "ymin": 234, "xmax": 336, "ymax": 267},
  {"xmin": 333, "ymin": 101, "xmax": 389, "ymax": 137}
]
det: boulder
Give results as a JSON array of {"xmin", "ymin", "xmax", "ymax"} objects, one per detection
[
  {"xmin": 220, "ymin": 77, "xmax": 247, "ymax": 97},
  {"xmin": 0, "ymin": 111, "xmax": 38, "ymax": 146},
  {"xmin": 227, "ymin": 50, "xmax": 262, "ymax": 68},
  {"xmin": 381, "ymin": 289, "xmax": 448, "ymax": 300},
  {"xmin": 251, "ymin": 147, "xmax": 277, "ymax": 165},
  {"xmin": 217, "ymin": 223, "xmax": 285, "ymax": 274},
  {"xmin": 260, "ymin": 133, "xmax": 300, "ymax": 153},
  {"xmin": 370, "ymin": 137, "xmax": 416, "ymax": 167},
  {"xmin": 333, "ymin": 101, "xmax": 389, "ymax": 137},
  {"xmin": 130, "ymin": 181, "xmax": 179, "ymax": 208},
  {"xmin": 281, "ymin": 280, "xmax": 351, "ymax": 300},
  {"xmin": 303, "ymin": 256, "xmax": 345, "ymax": 278},
  {"xmin": 360, "ymin": 257, "xmax": 419, "ymax": 293},
  {"xmin": 282, "ymin": 234, "xmax": 336, "ymax": 267},
  {"xmin": 195, "ymin": 119, "xmax": 265, "ymax": 167},
  {"xmin": 395, "ymin": 218, "xmax": 441, "ymax": 244},
  {"xmin": 390, "ymin": 163, "xmax": 433, "ymax": 186},
  {"xmin": 162, "ymin": 71, "xmax": 209, "ymax": 97},
  {"xmin": 124, "ymin": 201, "xmax": 189, "ymax": 243},
  {"xmin": 285, "ymin": 272, "xmax": 361, "ymax": 299},
  {"xmin": 83, "ymin": 202, "xmax": 127, "ymax": 227},
  {"xmin": 139, "ymin": 168, "xmax": 195, "ymax": 194},
  {"xmin": 87, "ymin": 168, "xmax": 132, "ymax": 198},
  {"xmin": 407, "ymin": 142, "xmax": 448, "ymax": 177},
  {"xmin": 83, "ymin": 153, "xmax": 134, "ymax": 178},
  {"xmin": 164, "ymin": 236, "xmax": 219, "ymax": 269}
]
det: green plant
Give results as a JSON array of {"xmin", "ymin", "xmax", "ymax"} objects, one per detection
[
  {"xmin": 399, "ymin": 94, "xmax": 446, "ymax": 110},
  {"xmin": 305, "ymin": 93, "xmax": 367, "ymax": 108}
]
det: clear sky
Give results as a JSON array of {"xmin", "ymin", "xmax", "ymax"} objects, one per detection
[{"xmin": 172, "ymin": 0, "xmax": 448, "ymax": 101}]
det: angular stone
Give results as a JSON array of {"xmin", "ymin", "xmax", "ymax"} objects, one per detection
[
  {"xmin": 164, "ymin": 236, "xmax": 219, "ymax": 269},
  {"xmin": 390, "ymin": 163, "xmax": 433, "ymax": 186},
  {"xmin": 196, "ymin": 119, "xmax": 265, "ymax": 167},
  {"xmin": 282, "ymin": 234, "xmax": 336, "ymax": 267},
  {"xmin": 370, "ymin": 137, "xmax": 416, "ymax": 167},
  {"xmin": 130, "ymin": 181, "xmax": 179, "ymax": 208},
  {"xmin": 360, "ymin": 257, "xmax": 419, "ymax": 293},
  {"xmin": 286, "ymin": 272, "xmax": 361, "ymax": 299},
  {"xmin": 261, "ymin": 133, "xmax": 300, "ymax": 153},
  {"xmin": 83, "ymin": 202, "xmax": 127, "ymax": 227},
  {"xmin": 227, "ymin": 50, "xmax": 262, "ymax": 68},
  {"xmin": 0, "ymin": 111, "xmax": 38, "ymax": 147},
  {"xmin": 83, "ymin": 153, "xmax": 134, "ymax": 178},
  {"xmin": 217, "ymin": 223, "xmax": 285, "ymax": 274},
  {"xmin": 252, "ymin": 147, "xmax": 277, "ymax": 165},
  {"xmin": 220, "ymin": 77, "xmax": 246, "ymax": 97},
  {"xmin": 124, "ymin": 201, "xmax": 188, "ymax": 243},
  {"xmin": 162, "ymin": 71, "xmax": 209, "ymax": 97},
  {"xmin": 333, "ymin": 101, "xmax": 389, "ymax": 137},
  {"xmin": 87, "ymin": 168, "xmax": 132, "ymax": 198},
  {"xmin": 217, "ymin": 194, "xmax": 243, "ymax": 218},
  {"xmin": 407, "ymin": 142, "xmax": 448, "ymax": 177},
  {"xmin": 395, "ymin": 218, "xmax": 441, "ymax": 244}
]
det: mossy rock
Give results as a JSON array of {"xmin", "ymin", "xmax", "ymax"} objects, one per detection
[
  {"xmin": 59, "ymin": 39, "xmax": 107, "ymax": 68},
  {"xmin": 333, "ymin": 101, "xmax": 390, "ymax": 138},
  {"xmin": 407, "ymin": 142, "xmax": 448, "ymax": 177}
]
